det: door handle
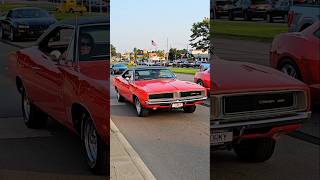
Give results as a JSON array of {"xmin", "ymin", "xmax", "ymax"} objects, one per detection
[{"xmin": 31, "ymin": 66, "xmax": 41, "ymax": 70}]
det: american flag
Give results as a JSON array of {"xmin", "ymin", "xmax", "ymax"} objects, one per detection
[{"xmin": 151, "ymin": 40, "xmax": 157, "ymax": 47}]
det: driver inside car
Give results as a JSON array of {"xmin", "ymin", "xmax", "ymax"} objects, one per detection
[{"xmin": 79, "ymin": 33, "xmax": 94, "ymax": 61}]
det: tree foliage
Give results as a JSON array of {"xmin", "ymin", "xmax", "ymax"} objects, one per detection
[{"xmin": 189, "ymin": 18, "xmax": 210, "ymax": 51}]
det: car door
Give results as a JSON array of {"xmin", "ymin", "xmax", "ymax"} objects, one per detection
[
  {"xmin": 34, "ymin": 26, "xmax": 74, "ymax": 122},
  {"xmin": 117, "ymin": 70, "xmax": 132, "ymax": 100}
]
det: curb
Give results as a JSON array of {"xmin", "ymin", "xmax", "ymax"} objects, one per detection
[{"xmin": 110, "ymin": 119, "xmax": 156, "ymax": 180}]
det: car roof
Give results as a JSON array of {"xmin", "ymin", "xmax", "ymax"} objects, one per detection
[
  {"xmin": 59, "ymin": 16, "xmax": 109, "ymax": 26},
  {"xmin": 11, "ymin": 7, "xmax": 46, "ymax": 11},
  {"xmin": 130, "ymin": 66, "xmax": 168, "ymax": 70}
]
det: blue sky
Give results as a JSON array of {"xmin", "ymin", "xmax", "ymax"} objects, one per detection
[{"xmin": 111, "ymin": 0, "xmax": 209, "ymax": 53}]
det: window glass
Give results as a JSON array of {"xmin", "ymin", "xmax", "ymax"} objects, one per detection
[{"xmin": 78, "ymin": 24, "xmax": 109, "ymax": 61}]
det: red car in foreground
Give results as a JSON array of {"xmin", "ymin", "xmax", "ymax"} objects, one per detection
[
  {"xmin": 270, "ymin": 21, "xmax": 320, "ymax": 103},
  {"xmin": 12, "ymin": 16, "xmax": 109, "ymax": 175},
  {"xmin": 211, "ymin": 57, "xmax": 311, "ymax": 162},
  {"xmin": 112, "ymin": 67, "xmax": 207, "ymax": 117}
]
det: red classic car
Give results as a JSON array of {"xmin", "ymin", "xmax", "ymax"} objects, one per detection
[
  {"xmin": 13, "ymin": 16, "xmax": 109, "ymax": 175},
  {"xmin": 194, "ymin": 63, "xmax": 210, "ymax": 92},
  {"xmin": 112, "ymin": 67, "xmax": 207, "ymax": 117},
  {"xmin": 211, "ymin": 57, "xmax": 311, "ymax": 162},
  {"xmin": 270, "ymin": 21, "xmax": 320, "ymax": 103}
]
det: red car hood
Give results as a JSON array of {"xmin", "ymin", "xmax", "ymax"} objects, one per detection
[
  {"xmin": 212, "ymin": 59, "xmax": 307, "ymax": 95},
  {"xmin": 133, "ymin": 78, "xmax": 205, "ymax": 93}
]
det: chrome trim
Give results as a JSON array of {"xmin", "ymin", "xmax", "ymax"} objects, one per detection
[
  {"xmin": 211, "ymin": 111, "xmax": 311, "ymax": 129},
  {"xmin": 146, "ymin": 97, "xmax": 207, "ymax": 105}
]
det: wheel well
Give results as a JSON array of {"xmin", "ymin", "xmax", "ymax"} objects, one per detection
[
  {"xmin": 71, "ymin": 103, "xmax": 88, "ymax": 134},
  {"xmin": 16, "ymin": 76, "xmax": 23, "ymax": 94},
  {"xmin": 132, "ymin": 94, "xmax": 137, "ymax": 102}
]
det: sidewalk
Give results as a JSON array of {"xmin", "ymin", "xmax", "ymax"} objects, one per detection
[{"xmin": 110, "ymin": 120, "xmax": 156, "ymax": 180}]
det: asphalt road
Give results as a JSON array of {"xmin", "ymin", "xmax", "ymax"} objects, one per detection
[
  {"xmin": 110, "ymin": 73, "xmax": 210, "ymax": 180},
  {"xmin": 214, "ymin": 36, "xmax": 320, "ymax": 180},
  {"xmin": 0, "ymin": 42, "xmax": 105, "ymax": 179}
]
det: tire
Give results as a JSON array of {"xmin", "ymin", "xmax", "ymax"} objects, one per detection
[
  {"xmin": 81, "ymin": 112, "xmax": 108, "ymax": 175},
  {"xmin": 278, "ymin": 59, "xmax": 301, "ymax": 80},
  {"xmin": 9, "ymin": 26, "xmax": 17, "ymax": 42},
  {"xmin": 234, "ymin": 138, "xmax": 276, "ymax": 162},
  {"xmin": 228, "ymin": 11, "xmax": 234, "ymax": 21},
  {"xmin": 183, "ymin": 105, "xmax": 196, "ymax": 113},
  {"xmin": 244, "ymin": 11, "xmax": 251, "ymax": 21},
  {"xmin": 115, "ymin": 88, "xmax": 125, "ymax": 102},
  {"xmin": 197, "ymin": 80, "xmax": 204, "ymax": 87},
  {"xmin": 22, "ymin": 88, "xmax": 47, "ymax": 129},
  {"xmin": 134, "ymin": 97, "xmax": 149, "ymax": 117},
  {"xmin": 266, "ymin": 13, "xmax": 273, "ymax": 23}
]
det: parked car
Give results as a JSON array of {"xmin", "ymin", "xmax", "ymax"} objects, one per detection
[
  {"xmin": 270, "ymin": 21, "xmax": 320, "ymax": 103},
  {"xmin": 193, "ymin": 61, "xmax": 203, "ymax": 68},
  {"xmin": 211, "ymin": 56, "xmax": 311, "ymax": 162},
  {"xmin": 265, "ymin": 0, "xmax": 305, "ymax": 23},
  {"xmin": 13, "ymin": 16, "xmax": 109, "ymax": 174},
  {"xmin": 111, "ymin": 63, "xmax": 128, "ymax": 75},
  {"xmin": 288, "ymin": 3, "xmax": 320, "ymax": 32},
  {"xmin": 56, "ymin": 0, "xmax": 87, "ymax": 13},
  {"xmin": 84, "ymin": 0, "xmax": 108, "ymax": 12},
  {"xmin": 213, "ymin": 0, "xmax": 234, "ymax": 18},
  {"xmin": 112, "ymin": 67, "xmax": 207, "ymax": 117},
  {"xmin": 194, "ymin": 67, "xmax": 210, "ymax": 94},
  {"xmin": 228, "ymin": 0, "xmax": 273, "ymax": 21},
  {"xmin": 0, "ymin": 7, "xmax": 57, "ymax": 41}
]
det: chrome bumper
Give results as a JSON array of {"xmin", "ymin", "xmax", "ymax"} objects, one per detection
[
  {"xmin": 146, "ymin": 97, "xmax": 207, "ymax": 105},
  {"xmin": 211, "ymin": 111, "xmax": 312, "ymax": 129}
]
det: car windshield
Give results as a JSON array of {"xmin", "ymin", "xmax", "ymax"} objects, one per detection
[
  {"xmin": 135, "ymin": 69, "xmax": 175, "ymax": 81},
  {"xmin": 12, "ymin": 9, "xmax": 50, "ymax": 18},
  {"xmin": 114, "ymin": 64, "xmax": 126, "ymax": 67}
]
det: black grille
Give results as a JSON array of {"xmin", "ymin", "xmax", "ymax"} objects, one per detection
[
  {"xmin": 149, "ymin": 93, "xmax": 173, "ymax": 99},
  {"xmin": 224, "ymin": 92, "xmax": 294, "ymax": 114},
  {"xmin": 180, "ymin": 91, "xmax": 202, "ymax": 97}
]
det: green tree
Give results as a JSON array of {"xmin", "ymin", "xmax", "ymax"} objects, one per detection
[
  {"xmin": 189, "ymin": 18, "xmax": 209, "ymax": 51},
  {"xmin": 168, "ymin": 48, "xmax": 182, "ymax": 60},
  {"xmin": 111, "ymin": 44, "xmax": 117, "ymax": 57}
]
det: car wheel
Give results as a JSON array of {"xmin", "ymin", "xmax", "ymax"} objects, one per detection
[
  {"xmin": 197, "ymin": 80, "xmax": 204, "ymax": 87},
  {"xmin": 234, "ymin": 138, "xmax": 275, "ymax": 162},
  {"xmin": 279, "ymin": 59, "xmax": 301, "ymax": 80},
  {"xmin": 22, "ymin": 87, "xmax": 47, "ymax": 129},
  {"xmin": 116, "ymin": 88, "xmax": 125, "ymax": 102},
  {"xmin": 228, "ymin": 11, "xmax": 234, "ymax": 20},
  {"xmin": 244, "ymin": 11, "xmax": 251, "ymax": 21},
  {"xmin": 183, "ymin": 105, "xmax": 196, "ymax": 113},
  {"xmin": 283, "ymin": 14, "xmax": 288, "ymax": 23},
  {"xmin": 134, "ymin": 97, "xmax": 149, "ymax": 117},
  {"xmin": 81, "ymin": 112, "xmax": 108, "ymax": 175},
  {"xmin": 9, "ymin": 26, "xmax": 17, "ymax": 42},
  {"xmin": 266, "ymin": 13, "xmax": 273, "ymax": 23}
]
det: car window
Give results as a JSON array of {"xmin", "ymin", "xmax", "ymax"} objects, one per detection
[
  {"xmin": 122, "ymin": 70, "xmax": 132, "ymax": 80},
  {"xmin": 11, "ymin": 9, "xmax": 50, "ymax": 19},
  {"xmin": 7, "ymin": 10, "xmax": 12, "ymax": 18},
  {"xmin": 39, "ymin": 27, "xmax": 74, "ymax": 61},
  {"xmin": 135, "ymin": 69, "xmax": 175, "ymax": 81},
  {"xmin": 78, "ymin": 24, "xmax": 109, "ymax": 61}
]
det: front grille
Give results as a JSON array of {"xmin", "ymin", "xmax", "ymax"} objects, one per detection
[
  {"xmin": 180, "ymin": 91, "xmax": 202, "ymax": 97},
  {"xmin": 149, "ymin": 93, "xmax": 174, "ymax": 99},
  {"xmin": 224, "ymin": 92, "xmax": 294, "ymax": 114}
]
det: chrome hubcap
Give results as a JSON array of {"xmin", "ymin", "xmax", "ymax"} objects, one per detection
[
  {"xmin": 84, "ymin": 118, "xmax": 98, "ymax": 167},
  {"xmin": 135, "ymin": 98, "xmax": 141, "ymax": 114},
  {"xmin": 23, "ymin": 94, "xmax": 30, "ymax": 122},
  {"xmin": 281, "ymin": 64, "xmax": 298, "ymax": 79},
  {"xmin": 197, "ymin": 81, "xmax": 204, "ymax": 87}
]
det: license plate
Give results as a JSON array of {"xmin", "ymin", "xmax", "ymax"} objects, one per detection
[
  {"xmin": 172, "ymin": 102, "xmax": 183, "ymax": 108},
  {"xmin": 210, "ymin": 130, "xmax": 233, "ymax": 145}
]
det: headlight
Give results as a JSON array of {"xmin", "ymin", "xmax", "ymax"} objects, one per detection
[{"xmin": 18, "ymin": 25, "xmax": 29, "ymax": 28}]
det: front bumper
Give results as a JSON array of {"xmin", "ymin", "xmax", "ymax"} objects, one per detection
[
  {"xmin": 211, "ymin": 111, "xmax": 311, "ymax": 129},
  {"xmin": 144, "ymin": 97, "xmax": 207, "ymax": 108}
]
